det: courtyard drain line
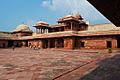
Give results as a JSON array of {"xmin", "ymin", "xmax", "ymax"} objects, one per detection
[
  {"xmin": 52, "ymin": 62, "xmax": 90, "ymax": 80},
  {"xmin": 52, "ymin": 55, "xmax": 108, "ymax": 80}
]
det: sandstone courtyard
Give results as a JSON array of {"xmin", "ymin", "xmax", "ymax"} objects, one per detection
[{"xmin": 0, "ymin": 48, "xmax": 120, "ymax": 80}]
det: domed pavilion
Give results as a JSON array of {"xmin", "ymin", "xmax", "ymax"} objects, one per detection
[{"xmin": 12, "ymin": 24, "xmax": 33, "ymax": 38}]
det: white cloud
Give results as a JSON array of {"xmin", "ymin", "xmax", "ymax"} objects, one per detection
[{"xmin": 42, "ymin": 0, "xmax": 110, "ymax": 24}]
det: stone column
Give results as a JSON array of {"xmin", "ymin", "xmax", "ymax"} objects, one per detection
[
  {"xmin": 71, "ymin": 22, "xmax": 73, "ymax": 30},
  {"xmin": 38, "ymin": 40, "xmax": 43, "ymax": 49},
  {"xmin": 40, "ymin": 28, "xmax": 42, "ymax": 34},
  {"xmin": 36, "ymin": 28, "xmax": 37, "ymax": 33},
  {"xmin": 45, "ymin": 29, "xmax": 47, "ymax": 34},
  {"xmin": 55, "ymin": 39, "xmax": 57, "ymax": 48},
  {"xmin": 44, "ymin": 29, "xmax": 46, "ymax": 33},
  {"xmin": 47, "ymin": 29, "xmax": 49, "ymax": 33},
  {"xmin": 38, "ymin": 28, "xmax": 40, "ymax": 33},
  {"xmin": 48, "ymin": 39, "xmax": 50, "ymax": 48},
  {"xmin": 42, "ymin": 29, "xmax": 44, "ymax": 34}
]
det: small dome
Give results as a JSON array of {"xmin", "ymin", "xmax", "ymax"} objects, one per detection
[{"xmin": 14, "ymin": 24, "xmax": 32, "ymax": 32}]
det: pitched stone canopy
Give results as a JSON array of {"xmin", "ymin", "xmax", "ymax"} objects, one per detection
[
  {"xmin": 58, "ymin": 14, "xmax": 78, "ymax": 22},
  {"xmin": 34, "ymin": 21, "xmax": 49, "ymax": 27},
  {"xmin": 58, "ymin": 13, "xmax": 85, "ymax": 24}
]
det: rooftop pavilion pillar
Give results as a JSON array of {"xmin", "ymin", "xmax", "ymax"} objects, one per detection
[
  {"xmin": 38, "ymin": 28, "xmax": 40, "ymax": 33},
  {"xmin": 36, "ymin": 28, "xmax": 38, "ymax": 33},
  {"xmin": 42, "ymin": 27, "xmax": 45, "ymax": 34},
  {"xmin": 46, "ymin": 28, "xmax": 47, "ymax": 33},
  {"xmin": 45, "ymin": 29, "xmax": 48, "ymax": 34},
  {"xmin": 71, "ymin": 22, "xmax": 73, "ymax": 30},
  {"xmin": 40, "ymin": 28, "xmax": 42, "ymax": 34},
  {"xmin": 42, "ymin": 29, "xmax": 44, "ymax": 34},
  {"xmin": 36, "ymin": 28, "xmax": 37, "ymax": 33},
  {"xmin": 34, "ymin": 21, "xmax": 49, "ymax": 34}
]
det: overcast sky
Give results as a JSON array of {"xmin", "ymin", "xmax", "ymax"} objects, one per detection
[{"xmin": 0, "ymin": 0, "xmax": 111, "ymax": 32}]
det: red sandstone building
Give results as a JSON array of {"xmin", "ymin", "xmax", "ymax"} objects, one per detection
[{"xmin": 0, "ymin": 13, "xmax": 120, "ymax": 49}]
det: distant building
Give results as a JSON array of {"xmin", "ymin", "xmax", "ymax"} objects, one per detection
[{"xmin": 0, "ymin": 13, "xmax": 120, "ymax": 49}]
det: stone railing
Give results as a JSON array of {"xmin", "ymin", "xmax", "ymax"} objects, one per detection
[{"xmin": 33, "ymin": 31, "xmax": 78, "ymax": 36}]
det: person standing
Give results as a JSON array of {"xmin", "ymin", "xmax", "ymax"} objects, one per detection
[{"xmin": 12, "ymin": 45, "xmax": 15, "ymax": 51}]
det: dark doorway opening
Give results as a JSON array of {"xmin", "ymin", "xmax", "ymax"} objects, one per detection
[
  {"xmin": 81, "ymin": 42, "xmax": 85, "ymax": 48},
  {"xmin": 49, "ymin": 39, "xmax": 55, "ymax": 48},
  {"xmin": 74, "ymin": 38, "xmax": 80, "ymax": 49},
  {"xmin": 43, "ymin": 39, "xmax": 48, "ymax": 48},
  {"xmin": 117, "ymin": 38, "xmax": 120, "ymax": 48},
  {"xmin": 61, "ymin": 39, "xmax": 64, "ymax": 48},
  {"xmin": 107, "ymin": 41, "xmax": 112, "ymax": 48},
  {"xmin": 16, "ymin": 43, "xmax": 19, "ymax": 47},
  {"xmin": 57, "ymin": 39, "xmax": 64, "ymax": 48},
  {"xmin": 25, "ymin": 41, "xmax": 28, "ymax": 47},
  {"xmin": 2, "ymin": 43, "xmax": 5, "ymax": 47},
  {"xmin": 8, "ymin": 40, "xmax": 13, "ymax": 47}
]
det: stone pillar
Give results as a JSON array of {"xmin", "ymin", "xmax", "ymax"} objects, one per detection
[
  {"xmin": 38, "ymin": 28, "xmax": 40, "ymax": 33},
  {"xmin": 45, "ymin": 29, "xmax": 47, "ymax": 34},
  {"xmin": 71, "ymin": 22, "xmax": 73, "ymax": 30},
  {"xmin": 55, "ymin": 39, "xmax": 57, "ymax": 48},
  {"xmin": 48, "ymin": 39, "xmax": 50, "ymax": 48},
  {"xmin": 42, "ymin": 29, "xmax": 44, "ymax": 34},
  {"xmin": 38, "ymin": 40, "xmax": 43, "ymax": 49},
  {"xmin": 47, "ymin": 29, "xmax": 48, "ymax": 33},
  {"xmin": 44, "ymin": 29, "xmax": 46, "ymax": 33},
  {"xmin": 40, "ymin": 28, "xmax": 42, "ymax": 34}
]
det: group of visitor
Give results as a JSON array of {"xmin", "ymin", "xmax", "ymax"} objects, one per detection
[{"xmin": 29, "ymin": 45, "xmax": 41, "ymax": 50}]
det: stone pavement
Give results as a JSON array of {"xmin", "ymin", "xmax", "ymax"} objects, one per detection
[
  {"xmin": 55, "ymin": 49, "xmax": 120, "ymax": 80},
  {"xmin": 0, "ymin": 48, "xmax": 110, "ymax": 80}
]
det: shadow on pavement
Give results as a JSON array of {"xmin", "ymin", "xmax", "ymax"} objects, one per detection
[{"xmin": 80, "ymin": 54, "xmax": 120, "ymax": 80}]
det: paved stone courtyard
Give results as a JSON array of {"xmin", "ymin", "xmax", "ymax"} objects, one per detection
[{"xmin": 0, "ymin": 48, "xmax": 113, "ymax": 80}]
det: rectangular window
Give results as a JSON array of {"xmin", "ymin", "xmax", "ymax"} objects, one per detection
[
  {"xmin": 107, "ymin": 41, "xmax": 112, "ymax": 48},
  {"xmin": 81, "ymin": 42, "xmax": 85, "ymax": 47}
]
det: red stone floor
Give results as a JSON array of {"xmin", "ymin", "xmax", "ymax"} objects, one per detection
[{"xmin": 0, "ymin": 48, "xmax": 118, "ymax": 80}]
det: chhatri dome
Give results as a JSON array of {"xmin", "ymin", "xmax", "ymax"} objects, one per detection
[
  {"xmin": 37, "ymin": 21, "xmax": 48, "ymax": 25},
  {"xmin": 64, "ymin": 14, "xmax": 74, "ymax": 18},
  {"xmin": 35, "ymin": 21, "xmax": 49, "ymax": 27},
  {"xmin": 14, "ymin": 24, "xmax": 32, "ymax": 32}
]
